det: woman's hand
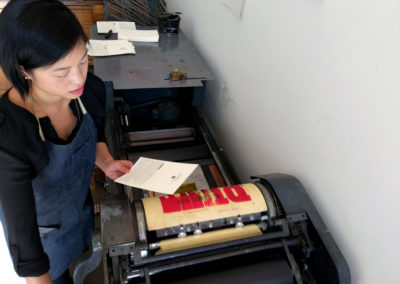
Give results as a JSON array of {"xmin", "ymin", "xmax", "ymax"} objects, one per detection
[
  {"xmin": 102, "ymin": 159, "xmax": 133, "ymax": 180},
  {"xmin": 26, "ymin": 272, "xmax": 52, "ymax": 284},
  {"xmin": 95, "ymin": 142, "xmax": 133, "ymax": 180}
]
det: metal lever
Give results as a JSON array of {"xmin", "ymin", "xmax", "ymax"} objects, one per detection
[{"xmin": 72, "ymin": 230, "xmax": 103, "ymax": 284}]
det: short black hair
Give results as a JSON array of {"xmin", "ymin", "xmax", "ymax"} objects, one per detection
[{"xmin": 0, "ymin": 0, "xmax": 88, "ymax": 98}]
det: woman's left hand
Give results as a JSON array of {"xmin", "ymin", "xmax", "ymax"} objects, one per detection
[{"xmin": 102, "ymin": 159, "xmax": 133, "ymax": 180}]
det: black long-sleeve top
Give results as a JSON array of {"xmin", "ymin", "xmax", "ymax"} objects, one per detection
[{"xmin": 0, "ymin": 72, "xmax": 106, "ymax": 276}]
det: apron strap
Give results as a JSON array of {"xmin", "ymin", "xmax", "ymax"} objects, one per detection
[
  {"xmin": 29, "ymin": 96, "xmax": 88, "ymax": 142},
  {"xmin": 77, "ymin": 98, "xmax": 87, "ymax": 115},
  {"xmin": 29, "ymin": 93, "xmax": 46, "ymax": 142}
]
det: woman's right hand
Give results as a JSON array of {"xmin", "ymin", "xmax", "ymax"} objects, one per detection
[{"xmin": 26, "ymin": 272, "xmax": 52, "ymax": 284}]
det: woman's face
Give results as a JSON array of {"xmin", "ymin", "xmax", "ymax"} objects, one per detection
[{"xmin": 27, "ymin": 40, "xmax": 89, "ymax": 101}]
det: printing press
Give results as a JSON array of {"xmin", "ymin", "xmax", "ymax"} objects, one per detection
[{"xmin": 73, "ymin": 27, "xmax": 351, "ymax": 284}]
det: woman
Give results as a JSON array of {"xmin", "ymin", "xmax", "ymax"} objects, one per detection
[{"xmin": 0, "ymin": 0, "xmax": 133, "ymax": 283}]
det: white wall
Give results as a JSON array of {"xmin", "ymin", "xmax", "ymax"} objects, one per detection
[{"xmin": 167, "ymin": 1, "xmax": 400, "ymax": 283}]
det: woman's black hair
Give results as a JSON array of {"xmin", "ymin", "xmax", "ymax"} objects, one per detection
[{"xmin": 0, "ymin": 0, "xmax": 88, "ymax": 98}]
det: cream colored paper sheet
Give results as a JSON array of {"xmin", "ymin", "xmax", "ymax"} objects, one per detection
[
  {"xmin": 87, "ymin": 39, "xmax": 135, "ymax": 56},
  {"xmin": 118, "ymin": 29, "xmax": 159, "ymax": 42},
  {"xmin": 115, "ymin": 157, "xmax": 199, "ymax": 194}
]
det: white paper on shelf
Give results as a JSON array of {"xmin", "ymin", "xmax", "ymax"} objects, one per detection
[
  {"xmin": 96, "ymin": 21, "xmax": 136, "ymax": 33},
  {"xmin": 115, "ymin": 157, "xmax": 199, "ymax": 194},
  {"xmin": 87, "ymin": 39, "xmax": 135, "ymax": 56},
  {"xmin": 118, "ymin": 29, "xmax": 159, "ymax": 43}
]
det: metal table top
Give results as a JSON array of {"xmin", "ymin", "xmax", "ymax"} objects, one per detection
[{"xmin": 90, "ymin": 25, "xmax": 213, "ymax": 90}]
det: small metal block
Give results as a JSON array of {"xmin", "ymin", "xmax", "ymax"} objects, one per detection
[
  {"xmin": 140, "ymin": 250, "xmax": 148, "ymax": 258},
  {"xmin": 108, "ymin": 242, "xmax": 135, "ymax": 257},
  {"xmin": 287, "ymin": 213, "xmax": 308, "ymax": 223}
]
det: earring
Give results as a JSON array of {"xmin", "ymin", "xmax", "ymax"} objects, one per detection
[{"xmin": 24, "ymin": 76, "xmax": 29, "ymax": 80}]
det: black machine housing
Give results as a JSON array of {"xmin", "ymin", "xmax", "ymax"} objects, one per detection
[{"xmin": 73, "ymin": 83, "xmax": 350, "ymax": 284}]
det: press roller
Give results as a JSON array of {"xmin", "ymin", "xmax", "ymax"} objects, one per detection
[
  {"xmin": 77, "ymin": 174, "xmax": 350, "ymax": 283},
  {"xmin": 136, "ymin": 183, "xmax": 279, "ymax": 254}
]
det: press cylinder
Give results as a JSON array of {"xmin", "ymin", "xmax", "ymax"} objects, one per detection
[{"xmin": 141, "ymin": 183, "xmax": 272, "ymax": 231}]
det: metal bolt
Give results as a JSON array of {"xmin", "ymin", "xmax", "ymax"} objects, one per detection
[
  {"xmin": 194, "ymin": 223, "xmax": 202, "ymax": 235},
  {"xmin": 178, "ymin": 225, "xmax": 187, "ymax": 238},
  {"xmin": 236, "ymin": 215, "xmax": 244, "ymax": 228}
]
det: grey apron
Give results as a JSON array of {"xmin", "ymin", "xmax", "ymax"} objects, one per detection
[{"xmin": 31, "ymin": 97, "xmax": 96, "ymax": 279}]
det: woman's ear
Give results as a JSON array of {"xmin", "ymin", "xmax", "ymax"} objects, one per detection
[{"xmin": 19, "ymin": 66, "xmax": 30, "ymax": 80}]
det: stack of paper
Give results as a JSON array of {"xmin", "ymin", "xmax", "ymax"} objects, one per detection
[
  {"xmin": 118, "ymin": 29, "xmax": 159, "ymax": 43},
  {"xmin": 97, "ymin": 21, "xmax": 159, "ymax": 43},
  {"xmin": 87, "ymin": 39, "xmax": 136, "ymax": 56},
  {"xmin": 97, "ymin": 21, "xmax": 136, "ymax": 33}
]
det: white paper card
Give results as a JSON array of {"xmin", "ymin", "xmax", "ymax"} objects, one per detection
[
  {"xmin": 115, "ymin": 157, "xmax": 199, "ymax": 194},
  {"xmin": 97, "ymin": 21, "xmax": 136, "ymax": 33},
  {"xmin": 87, "ymin": 39, "xmax": 136, "ymax": 56},
  {"xmin": 183, "ymin": 166, "xmax": 209, "ymax": 190},
  {"xmin": 118, "ymin": 29, "xmax": 159, "ymax": 42}
]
